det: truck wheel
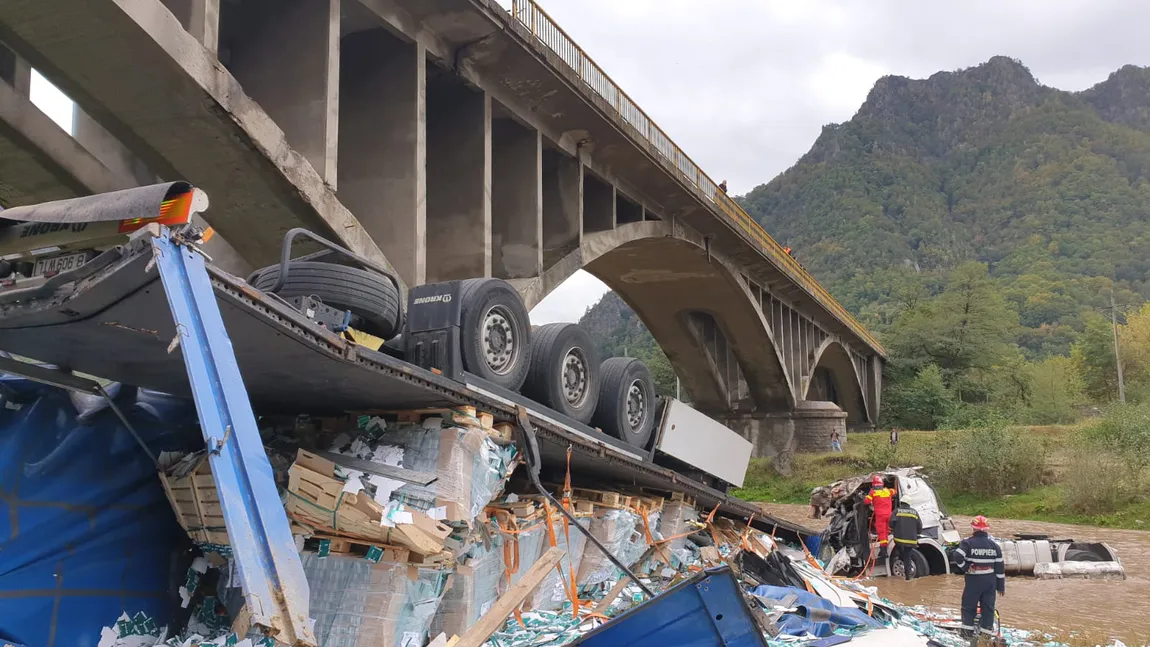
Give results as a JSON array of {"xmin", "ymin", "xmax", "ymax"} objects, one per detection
[
  {"xmin": 890, "ymin": 547, "xmax": 929, "ymax": 579},
  {"xmin": 248, "ymin": 261, "xmax": 400, "ymax": 339},
  {"xmin": 1064, "ymin": 548, "xmax": 1104, "ymax": 562},
  {"xmin": 593, "ymin": 357, "xmax": 655, "ymax": 449},
  {"xmin": 459, "ymin": 278, "xmax": 531, "ymax": 391},
  {"xmin": 522, "ymin": 323, "xmax": 600, "ymax": 423}
]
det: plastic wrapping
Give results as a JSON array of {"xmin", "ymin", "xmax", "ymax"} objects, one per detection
[
  {"xmin": 379, "ymin": 420, "xmax": 515, "ymax": 523},
  {"xmin": 503, "ymin": 519, "xmax": 547, "ymax": 590},
  {"xmin": 656, "ymin": 502, "xmax": 699, "ymax": 571},
  {"xmin": 575, "ymin": 509, "xmax": 646, "ymax": 591},
  {"xmin": 432, "ymin": 542, "xmax": 504, "ymax": 638},
  {"xmin": 302, "ymin": 552, "xmax": 449, "ymax": 647},
  {"xmin": 528, "ymin": 513, "xmax": 590, "ymax": 611}
]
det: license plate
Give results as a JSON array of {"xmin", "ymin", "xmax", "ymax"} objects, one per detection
[{"xmin": 33, "ymin": 251, "xmax": 89, "ymax": 277}]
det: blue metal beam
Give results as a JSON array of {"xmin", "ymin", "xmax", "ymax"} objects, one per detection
[{"xmin": 151, "ymin": 229, "xmax": 316, "ymax": 646}]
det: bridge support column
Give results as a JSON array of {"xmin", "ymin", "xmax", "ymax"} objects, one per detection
[
  {"xmin": 542, "ymin": 148, "xmax": 581, "ymax": 268},
  {"xmin": 492, "ymin": 118, "xmax": 541, "ymax": 279},
  {"xmin": 0, "ymin": 43, "xmax": 30, "ymax": 96},
  {"xmin": 72, "ymin": 109, "xmax": 157, "ymax": 188},
  {"xmin": 222, "ymin": 0, "xmax": 340, "ymax": 186},
  {"xmin": 337, "ymin": 31, "xmax": 426, "ymax": 288},
  {"xmin": 725, "ymin": 401, "xmax": 846, "ymax": 474},
  {"xmin": 427, "ymin": 83, "xmax": 491, "ymax": 281},
  {"xmin": 160, "ymin": 0, "xmax": 220, "ymax": 53}
]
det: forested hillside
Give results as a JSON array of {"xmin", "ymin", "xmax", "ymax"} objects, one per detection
[{"xmin": 579, "ymin": 57, "xmax": 1150, "ymax": 428}]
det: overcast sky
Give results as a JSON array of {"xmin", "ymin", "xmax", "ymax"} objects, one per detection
[
  {"xmin": 28, "ymin": 1, "xmax": 1150, "ymax": 325},
  {"xmin": 527, "ymin": 0, "xmax": 1150, "ymax": 325}
]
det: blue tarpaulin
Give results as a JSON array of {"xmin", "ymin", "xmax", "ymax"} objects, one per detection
[
  {"xmin": 0, "ymin": 378, "xmax": 200, "ymax": 647},
  {"xmin": 751, "ymin": 585, "xmax": 882, "ymax": 638}
]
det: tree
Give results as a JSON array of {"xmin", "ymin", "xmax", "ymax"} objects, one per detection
[
  {"xmin": 887, "ymin": 262, "xmax": 1020, "ymax": 389},
  {"xmin": 1026, "ymin": 356, "xmax": 1086, "ymax": 423},
  {"xmin": 881, "ymin": 364, "xmax": 955, "ymax": 430},
  {"xmin": 1071, "ymin": 312, "xmax": 1121, "ymax": 402}
]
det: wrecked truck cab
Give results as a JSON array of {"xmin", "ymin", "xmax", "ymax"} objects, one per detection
[{"xmin": 817, "ymin": 468, "xmax": 1124, "ymax": 580}]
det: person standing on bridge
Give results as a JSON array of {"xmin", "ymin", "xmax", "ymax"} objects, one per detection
[
  {"xmin": 718, "ymin": 180, "xmax": 728, "ymax": 193},
  {"xmin": 865, "ymin": 474, "xmax": 895, "ymax": 559},
  {"xmin": 952, "ymin": 515, "xmax": 1005, "ymax": 640}
]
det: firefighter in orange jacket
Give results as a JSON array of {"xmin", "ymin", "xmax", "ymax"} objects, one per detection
[{"xmin": 865, "ymin": 474, "xmax": 895, "ymax": 559}]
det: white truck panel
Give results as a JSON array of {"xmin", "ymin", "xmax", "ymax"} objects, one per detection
[{"xmin": 656, "ymin": 399, "xmax": 753, "ymax": 487}]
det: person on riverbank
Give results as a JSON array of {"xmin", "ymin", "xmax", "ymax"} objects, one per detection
[
  {"xmin": 890, "ymin": 501, "xmax": 922, "ymax": 580},
  {"xmin": 830, "ymin": 429, "xmax": 842, "ymax": 452},
  {"xmin": 865, "ymin": 474, "xmax": 895, "ymax": 558},
  {"xmin": 952, "ymin": 515, "xmax": 1005, "ymax": 640}
]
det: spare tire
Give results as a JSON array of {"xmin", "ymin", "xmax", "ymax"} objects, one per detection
[
  {"xmin": 593, "ymin": 357, "xmax": 655, "ymax": 449},
  {"xmin": 1064, "ymin": 548, "xmax": 1104, "ymax": 562},
  {"xmin": 249, "ymin": 261, "xmax": 400, "ymax": 339},
  {"xmin": 459, "ymin": 278, "xmax": 531, "ymax": 391},
  {"xmin": 522, "ymin": 323, "xmax": 601, "ymax": 423}
]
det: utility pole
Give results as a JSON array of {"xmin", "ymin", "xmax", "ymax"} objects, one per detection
[
  {"xmin": 1111, "ymin": 291, "xmax": 1127, "ymax": 404},
  {"xmin": 676, "ymin": 376, "xmax": 681, "ymax": 400}
]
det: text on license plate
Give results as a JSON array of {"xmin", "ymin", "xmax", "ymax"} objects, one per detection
[{"xmin": 33, "ymin": 252, "xmax": 88, "ymax": 276}]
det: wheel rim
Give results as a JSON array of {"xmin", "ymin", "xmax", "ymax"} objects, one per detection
[
  {"xmin": 625, "ymin": 379, "xmax": 646, "ymax": 432},
  {"xmin": 481, "ymin": 305, "xmax": 518, "ymax": 375},
  {"xmin": 560, "ymin": 348, "xmax": 590, "ymax": 407}
]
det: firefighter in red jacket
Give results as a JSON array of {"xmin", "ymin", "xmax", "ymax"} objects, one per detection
[{"xmin": 865, "ymin": 474, "xmax": 895, "ymax": 558}]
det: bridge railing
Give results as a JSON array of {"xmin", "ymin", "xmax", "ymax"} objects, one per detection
[{"xmin": 506, "ymin": 0, "xmax": 885, "ymax": 355}]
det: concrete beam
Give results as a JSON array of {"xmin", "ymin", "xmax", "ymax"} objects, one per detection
[
  {"xmin": 0, "ymin": 42, "xmax": 30, "ymax": 96},
  {"xmin": 159, "ymin": 0, "xmax": 219, "ymax": 53},
  {"xmin": 426, "ymin": 78, "xmax": 490, "ymax": 281},
  {"xmin": 224, "ymin": 0, "xmax": 340, "ymax": 187},
  {"xmin": 337, "ymin": 29, "xmax": 426, "ymax": 287},
  {"xmin": 0, "ymin": 0, "xmax": 390, "ymax": 270},
  {"xmin": 541, "ymin": 147, "xmax": 580, "ymax": 270},
  {"xmin": 0, "ymin": 78, "xmax": 119, "ymax": 205},
  {"xmin": 72, "ymin": 108, "xmax": 157, "ymax": 187},
  {"xmin": 492, "ymin": 118, "xmax": 541, "ymax": 279}
]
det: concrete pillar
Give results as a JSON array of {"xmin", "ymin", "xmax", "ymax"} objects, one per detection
[
  {"xmin": 725, "ymin": 414, "xmax": 796, "ymax": 474},
  {"xmin": 492, "ymin": 119, "xmax": 542, "ymax": 279},
  {"xmin": 160, "ymin": 0, "xmax": 220, "ymax": 53},
  {"xmin": 72, "ymin": 108, "xmax": 158, "ymax": 187},
  {"xmin": 0, "ymin": 43, "xmax": 31, "ymax": 96},
  {"xmin": 427, "ymin": 81, "xmax": 490, "ymax": 282},
  {"xmin": 583, "ymin": 171, "xmax": 614, "ymax": 233},
  {"xmin": 223, "ymin": 0, "xmax": 339, "ymax": 186},
  {"xmin": 337, "ymin": 30, "xmax": 425, "ymax": 288},
  {"xmin": 792, "ymin": 400, "xmax": 848, "ymax": 452},
  {"xmin": 541, "ymin": 148, "xmax": 580, "ymax": 268}
]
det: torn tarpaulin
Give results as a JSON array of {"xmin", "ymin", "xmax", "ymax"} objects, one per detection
[{"xmin": 751, "ymin": 584, "xmax": 882, "ymax": 638}]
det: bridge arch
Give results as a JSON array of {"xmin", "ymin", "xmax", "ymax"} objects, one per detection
[
  {"xmin": 517, "ymin": 221, "xmax": 795, "ymax": 414},
  {"xmin": 803, "ymin": 337, "xmax": 870, "ymax": 424}
]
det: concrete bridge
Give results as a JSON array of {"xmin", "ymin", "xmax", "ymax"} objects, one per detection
[{"xmin": 0, "ymin": 0, "xmax": 886, "ymax": 457}]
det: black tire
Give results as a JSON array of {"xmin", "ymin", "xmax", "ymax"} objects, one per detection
[
  {"xmin": 459, "ymin": 278, "xmax": 531, "ymax": 391},
  {"xmin": 592, "ymin": 357, "xmax": 655, "ymax": 449},
  {"xmin": 1064, "ymin": 548, "xmax": 1104, "ymax": 562},
  {"xmin": 522, "ymin": 323, "xmax": 601, "ymax": 423},
  {"xmin": 249, "ymin": 261, "xmax": 401, "ymax": 339},
  {"xmin": 891, "ymin": 547, "xmax": 929, "ymax": 579}
]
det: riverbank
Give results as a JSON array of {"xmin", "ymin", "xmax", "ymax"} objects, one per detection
[
  {"xmin": 758, "ymin": 502, "xmax": 1150, "ymax": 647},
  {"xmin": 732, "ymin": 426, "xmax": 1150, "ymax": 530}
]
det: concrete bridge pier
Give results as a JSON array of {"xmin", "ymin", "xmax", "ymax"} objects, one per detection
[{"xmin": 723, "ymin": 401, "xmax": 848, "ymax": 474}]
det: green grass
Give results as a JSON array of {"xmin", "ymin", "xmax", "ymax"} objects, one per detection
[{"xmin": 732, "ymin": 426, "xmax": 1150, "ymax": 530}]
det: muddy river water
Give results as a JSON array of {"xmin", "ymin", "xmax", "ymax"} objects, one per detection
[{"xmin": 759, "ymin": 503, "xmax": 1150, "ymax": 646}]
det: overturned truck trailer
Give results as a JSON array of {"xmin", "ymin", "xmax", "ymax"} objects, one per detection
[
  {"xmin": 0, "ymin": 184, "xmax": 810, "ymax": 646},
  {"xmin": 816, "ymin": 468, "xmax": 1122, "ymax": 580}
]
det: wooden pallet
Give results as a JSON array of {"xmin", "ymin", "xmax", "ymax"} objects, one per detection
[
  {"xmin": 160, "ymin": 455, "xmax": 229, "ymax": 545},
  {"xmin": 375, "ymin": 405, "xmax": 496, "ymax": 430},
  {"xmin": 571, "ymin": 488, "xmax": 634, "ymax": 508},
  {"xmin": 306, "ymin": 532, "xmax": 412, "ymax": 563}
]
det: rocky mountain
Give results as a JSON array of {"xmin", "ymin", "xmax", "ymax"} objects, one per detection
[{"xmin": 581, "ymin": 58, "xmax": 1150, "ymax": 370}]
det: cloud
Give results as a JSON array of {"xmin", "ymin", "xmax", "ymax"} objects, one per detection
[{"xmin": 529, "ymin": 270, "xmax": 609, "ymax": 325}]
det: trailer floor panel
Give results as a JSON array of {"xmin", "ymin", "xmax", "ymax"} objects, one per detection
[{"xmin": 0, "ymin": 236, "xmax": 812, "ymax": 541}]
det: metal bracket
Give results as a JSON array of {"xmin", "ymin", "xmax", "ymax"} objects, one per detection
[{"xmin": 151, "ymin": 230, "xmax": 316, "ymax": 646}]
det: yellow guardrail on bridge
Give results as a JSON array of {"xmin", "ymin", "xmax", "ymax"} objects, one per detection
[{"xmin": 506, "ymin": 0, "xmax": 885, "ymax": 356}]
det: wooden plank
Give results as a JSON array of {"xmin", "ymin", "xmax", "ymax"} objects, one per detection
[
  {"xmin": 453, "ymin": 546, "xmax": 566, "ymax": 647},
  {"xmin": 592, "ymin": 576, "xmax": 633, "ymax": 615}
]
